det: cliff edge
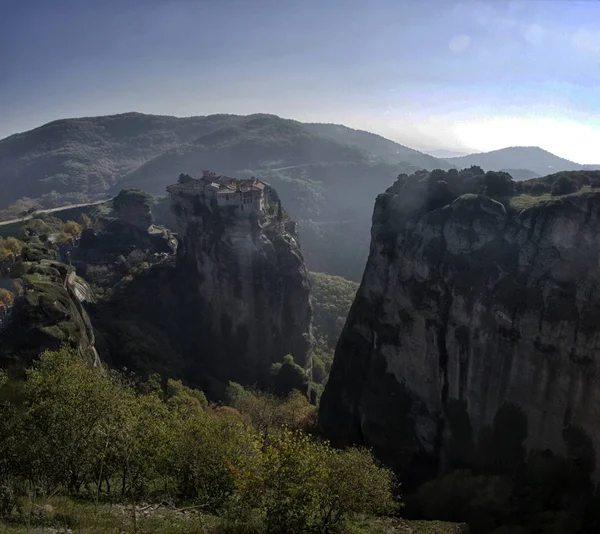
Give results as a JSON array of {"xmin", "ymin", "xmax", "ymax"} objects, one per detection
[
  {"xmin": 320, "ymin": 169, "xmax": 600, "ymax": 482},
  {"xmin": 168, "ymin": 172, "xmax": 313, "ymax": 395}
]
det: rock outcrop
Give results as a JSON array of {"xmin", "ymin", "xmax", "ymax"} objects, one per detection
[
  {"xmin": 0, "ymin": 259, "xmax": 99, "ymax": 369},
  {"xmin": 320, "ymin": 170, "xmax": 600, "ymax": 482},
  {"xmin": 112, "ymin": 189, "xmax": 154, "ymax": 231},
  {"xmin": 168, "ymin": 173, "xmax": 313, "ymax": 395}
]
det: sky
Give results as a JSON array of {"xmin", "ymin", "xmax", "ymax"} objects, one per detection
[{"xmin": 1, "ymin": 0, "xmax": 600, "ymax": 163}]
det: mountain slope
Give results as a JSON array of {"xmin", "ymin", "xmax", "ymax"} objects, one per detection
[
  {"xmin": 446, "ymin": 146, "xmax": 589, "ymax": 176},
  {"xmin": 0, "ymin": 112, "xmax": 449, "ymax": 209},
  {"xmin": 304, "ymin": 123, "xmax": 454, "ymax": 170},
  {"xmin": 0, "ymin": 112, "xmax": 450, "ymax": 279}
]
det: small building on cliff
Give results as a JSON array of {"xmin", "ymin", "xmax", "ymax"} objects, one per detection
[{"xmin": 167, "ymin": 171, "xmax": 270, "ymax": 216}]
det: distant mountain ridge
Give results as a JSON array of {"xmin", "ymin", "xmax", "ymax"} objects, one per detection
[
  {"xmin": 0, "ymin": 112, "xmax": 451, "ymax": 209},
  {"xmin": 0, "ymin": 112, "xmax": 453, "ymax": 280},
  {"xmin": 426, "ymin": 149, "xmax": 470, "ymax": 158},
  {"xmin": 445, "ymin": 146, "xmax": 600, "ymax": 177}
]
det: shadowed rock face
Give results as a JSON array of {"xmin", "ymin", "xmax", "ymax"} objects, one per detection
[
  {"xmin": 320, "ymin": 174, "xmax": 600, "ymax": 481},
  {"xmin": 169, "ymin": 183, "xmax": 313, "ymax": 395},
  {"xmin": 0, "ymin": 260, "xmax": 99, "ymax": 370}
]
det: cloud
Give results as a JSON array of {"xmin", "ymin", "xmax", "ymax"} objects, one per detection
[
  {"xmin": 572, "ymin": 28, "xmax": 600, "ymax": 53},
  {"xmin": 449, "ymin": 34, "xmax": 471, "ymax": 52}
]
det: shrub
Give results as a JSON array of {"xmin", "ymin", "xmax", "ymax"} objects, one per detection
[
  {"xmin": 232, "ymin": 430, "xmax": 398, "ymax": 533},
  {"xmin": 484, "ymin": 171, "xmax": 514, "ymax": 197},
  {"xmin": 226, "ymin": 384, "xmax": 315, "ymax": 439},
  {"xmin": 272, "ymin": 354, "xmax": 309, "ymax": 396},
  {"xmin": 551, "ymin": 175, "xmax": 578, "ymax": 196}
]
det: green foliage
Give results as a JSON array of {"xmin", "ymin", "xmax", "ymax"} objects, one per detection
[
  {"xmin": 309, "ymin": 271, "xmax": 359, "ymax": 386},
  {"xmin": 309, "ymin": 271, "xmax": 359, "ymax": 351},
  {"xmin": 23, "ymin": 214, "xmax": 65, "ymax": 238},
  {"xmin": 231, "ymin": 430, "xmax": 398, "ymax": 534},
  {"xmin": 0, "ymin": 237, "xmax": 22, "ymax": 263},
  {"xmin": 0, "ymin": 348, "xmax": 115, "ymax": 492},
  {"xmin": 551, "ymin": 174, "xmax": 578, "ymax": 196},
  {"xmin": 0, "ymin": 288, "xmax": 15, "ymax": 310},
  {"xmin": 113, "ymin": 188, "xmax": 154, "ymax": 211},
  {"xmin": 272, "ymin": 354, "xmax": 309, "ymax": 396},
  {"xmin": 0, "ymin": 351, "xmax": 397, "ymax": 533},
  {"xmin": 484, "ymin": 171, "xmax": 515, "ymax": 197},
  {"xmin": 226, "ymin": 383, "xmax": 316, "ymax": 439}
]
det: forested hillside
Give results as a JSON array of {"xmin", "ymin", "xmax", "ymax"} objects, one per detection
[
  {"xmin": 0, "ymin": 112, "xmax": 447, "ymax": 213},
  {"xmin": 309, "ymin": 272, "xmax": 359, "ymax": 388},
  {"xmin": 0, "ymin": 112, "xmax": 450, "ymax": 279}
]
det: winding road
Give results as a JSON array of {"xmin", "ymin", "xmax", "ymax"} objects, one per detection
[{"xmin": 0, "ymin": 199, "xmax": 110, "ymax": 227}]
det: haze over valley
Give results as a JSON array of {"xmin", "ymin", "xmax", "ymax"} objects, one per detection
[{"xmin": 2, "ymin": 1, "xmax": 600, "ymax": 533}]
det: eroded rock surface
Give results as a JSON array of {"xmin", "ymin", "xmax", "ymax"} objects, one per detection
[
  {"xmin": 320, "ymin": 173, "xmax": 600, "ymax": 480},
  {"xmin": 168, "ymin": 176, "xmax": 313, "ymax": 394}
]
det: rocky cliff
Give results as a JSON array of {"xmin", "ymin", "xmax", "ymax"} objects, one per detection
[
  {"xmin": 320, "ymin": 169, "xmax": 600, "ymax": 482},
  {"xmin": 0, "ymin": 257, "xmax": 99, "ymax": 370},
  {"xmin": 168, "ymin": 175, "xmax": 313, "ymax": 395}
]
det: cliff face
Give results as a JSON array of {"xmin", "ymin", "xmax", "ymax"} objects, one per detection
[
  {"xmin": 169, "ymin": 181, "xmax": 313, "ymax": 392},
  {"xmin": 320, "ymin": 173, "xmax": 600, "ymax": 480},
  {"xmin": 0, "ymin": 259, "xmax": 99, "ymax": 369}
]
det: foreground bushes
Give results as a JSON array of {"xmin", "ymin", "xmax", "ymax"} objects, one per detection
[{"xmin": 0, "ymin": 348, "xmax": 399, "ymax": 533}]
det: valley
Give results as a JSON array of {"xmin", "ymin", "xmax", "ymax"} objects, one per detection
[{"xmin": 2, "ymin": 116, "xmax": 600, "ymax": 533}]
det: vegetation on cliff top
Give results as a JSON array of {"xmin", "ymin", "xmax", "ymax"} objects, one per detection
[{"xmin": 380, "ymin": 167, "xmax": 600, "ymax": 227}]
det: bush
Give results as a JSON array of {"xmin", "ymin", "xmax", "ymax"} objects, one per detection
[
  {"xmin": 551, "ymin": 175, "xmax": 578, "ymax": 196},
  {"xmin": 0, "ymin": 348, "xmax": 398, "ymax": 533},
  {"xmin": 232, "ymin": 430, "xmax": 399, "ymax": 533},
  {"xmin": 272, "ymin": 354, "xmax": 309, "ymax": 396},
  {"xmin": 170, "ymin": 406, "xmax": 259, "ymax": 510},
  {"xmin": 226, "ymin": 383, "xmax": 315, "ymax": 439},
  {"xmin": 484, "ymin": 171, "xmax": 514, "ymax": 197}
]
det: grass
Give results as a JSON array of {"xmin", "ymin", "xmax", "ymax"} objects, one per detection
[
  {"xmin": 508, "ymin": 193, "xmax": 553, "ymax": 211},
  {"xmin": 349, "ymin": 518, "xmax": 467, "ymax": 534},
  {"xmin": 509, "ymin": 185, "xmax": 595, "ymax": 212},
  {"xmin": 0, "ymin": 497, "xmax": 467, "ymax": 534},
  {"xmin": 0, "ymin": 496, "xmax": 218, "ymax": 534}
]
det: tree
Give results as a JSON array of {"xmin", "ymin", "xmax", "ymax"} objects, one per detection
[
  {"xmin": 0, "ymin": 348, "xmax": 121, "ymax": 495},
  {"xmin": 0, "ymin": 289, "xmax": 14, "ymax": 311},
  {"xmin": 272, "ymin": 354, "xmax": 309, "ymax": 396},
  {"xmin": 0, "ymin": 237, "xmax": 22, "ymax": 263},
  {"xmin": 319, "ymin": 446, "xmax": 399, "ymax": 532},
  {"xmin": 552, "ymin": 175, "xmax": 578, "ymax": 196},
  {"xmin": 484, "ymin": 171, "xmax": 514, "ymax": 197},
  {"xmin": 226, "ymin": 384, "xmax": 315, "ymax": 440},
  {"xmin": 309, "ymin": 271, "xmax": 359, "ymax": 352},
  {"xmin": 232, "ymin": 430, "xmax": 399, "ymax": 533},
  {"xmin": 62, "ymin": 221, "xmax": 82, "ymax": 242},
  {"xmin": 169, "ymin": 406, "xmax": 259, "ymax": 510},
  {"xmin": 79, "ymin": 214, "xmax": 92, "ymax": 229}
]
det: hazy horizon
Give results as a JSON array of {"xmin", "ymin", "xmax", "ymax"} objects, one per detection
[{"xmin": 2, "ymin": 0, "xmax": 599, "ymax": 163}]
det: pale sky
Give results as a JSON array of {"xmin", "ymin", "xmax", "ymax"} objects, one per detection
[{"xmin": 1, "ymin": 0, "xmax": 599, "ymax": 163}]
